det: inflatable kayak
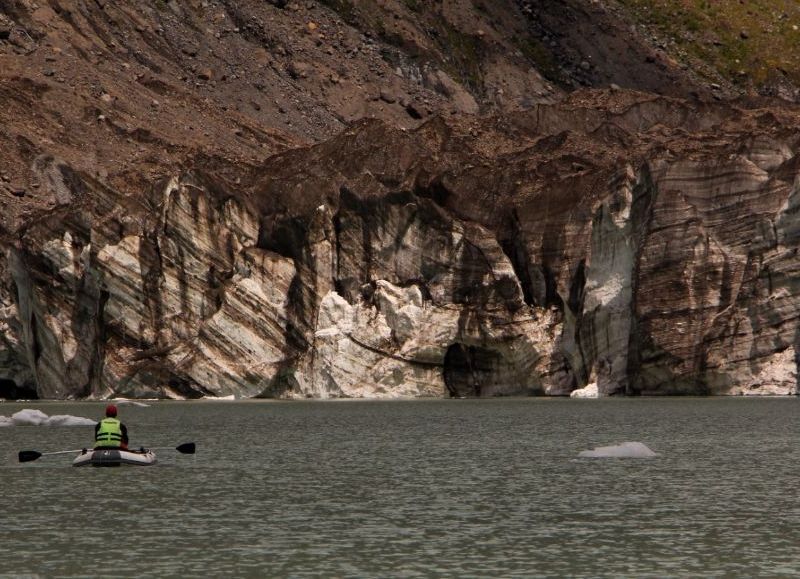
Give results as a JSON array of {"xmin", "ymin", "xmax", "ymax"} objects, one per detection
[{"xmin": 72, "ymin": 448, "xmax": 157, "ymax": 467}]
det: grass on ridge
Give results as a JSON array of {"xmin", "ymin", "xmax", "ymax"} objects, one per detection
[{"xmin": 616, "ymin": 0, "xmax": 800, "ymax": 86}]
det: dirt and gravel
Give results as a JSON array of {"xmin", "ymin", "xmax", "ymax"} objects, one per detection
[
  {"xmin": 0, "ymin": 0, "xmax": 794, "ymax": 238},
  {"xmin": 0, "ymin": 0, "xmax": 712, "ymax": 232}
]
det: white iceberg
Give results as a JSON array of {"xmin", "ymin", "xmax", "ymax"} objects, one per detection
[
  {"xmin": 44, "ymin": 414, "xmax": 98, "ymax": 426},
  {"xmin": 0, "ymin": 408, "xmax": 96, "ymax": 427},
  {"xmin": 578, "ymin": 441, "xmax": 657, "ymax": 458},
  {"xmin": 9, "ymin": 409, "xmax": 49, "ymax": 425}
]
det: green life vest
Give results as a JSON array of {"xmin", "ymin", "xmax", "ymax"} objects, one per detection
[{"xmin": 95, "ymin": 417, "xmax": 123, "ymax": 448}]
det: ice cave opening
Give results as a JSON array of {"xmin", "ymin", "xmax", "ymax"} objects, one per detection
[
  {"xmin": 443, "ymin": 343, "xmax": 504, "ymax": 398},
  {"xmin": 0, "ymin": 378, "xmax": 38, "ymax": 400}
]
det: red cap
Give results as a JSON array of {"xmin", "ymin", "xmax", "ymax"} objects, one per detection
[{"xmin": 105, "ymin": 404, "xmax": 118, "ymax": 417}]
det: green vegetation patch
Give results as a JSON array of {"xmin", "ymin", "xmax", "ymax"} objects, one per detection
[
  {"xmin": 318, "ymin": 0, "xmax": 359, "ymax": 25},
  {"xmin": 435, "ymin": 21, "xmax": 485, "ymax": 91},
  {"xmin": 617, "ymin": 0, "xmax": 800, "ymax": 86},
  {"xmin": 513, "ymin": 36, "xmax": 565, "ymax": 85}
]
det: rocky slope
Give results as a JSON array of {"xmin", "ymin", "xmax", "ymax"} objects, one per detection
[{"xmin": 1, "ymin": 0, "xmax": 800, "ymax": 399}]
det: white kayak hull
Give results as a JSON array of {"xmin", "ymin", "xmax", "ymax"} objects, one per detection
[{"xmin": 72, "ymin": 448, "xmax": 157, "ymax": 467}]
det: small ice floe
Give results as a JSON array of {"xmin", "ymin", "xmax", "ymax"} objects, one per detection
[
  {"xmin": 113, "ymin": 399, "xmax": 151, "ymax": 407},
  {"xmin": 202, "ymin": 394, "xmax": 236, "ymax": 401},
  {"xmin": 578, "ymin": 441, "xmax": 657, "ymax": 458},
  {"xmin": 570, "ymin": 383, "xmax": 599, "ymax": 398},
  {"xmin": 0, "ymin": 408, "xmax": 96, "ymax": 427}
]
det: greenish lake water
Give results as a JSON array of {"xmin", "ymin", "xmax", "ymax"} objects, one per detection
[{"xmin": 1, "ymin": 398, "xmax": 799, "ymax": 577}]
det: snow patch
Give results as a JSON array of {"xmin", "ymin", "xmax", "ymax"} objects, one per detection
[{"xmin": 579, "ymin": 441, "xmax": 657, "ymax": 458}]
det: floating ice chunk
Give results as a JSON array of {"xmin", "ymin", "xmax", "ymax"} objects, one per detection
[
  {"xmin": 113, "ymin": 399, "xmax": 151, "ymax": 407},
  {"xmin": 579, "ymin": 441, "xmax": 657, "ymax": 458},
  {"xmin": 1, "ymin": 408, "xmax": 96, "ymax": 426},
  {"xmin": 202, "ymin": 394, "xmax": 236, "ymax": 401},
  {"xmin": 570, "ymin": 383, "xmax": 599, "ymax": 398},
  {"xmin": 11, "ymin": 409, "xmax": 49, "ymax": 425},
  {"xmin": 44, "ymin": 414, "xmax": 98, "ymax": 426}
]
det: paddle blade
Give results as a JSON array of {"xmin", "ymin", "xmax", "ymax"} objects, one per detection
[
  {"xmin": 176, "ymin": 442, "xmax": 195, "ymax": 454},
  {"xmin": 18, "ymin": 450, "xmax": 42, "ymax": 463}
]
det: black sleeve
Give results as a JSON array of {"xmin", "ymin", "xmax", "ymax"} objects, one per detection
[
  {"xmin": 94, "ymin": 422, "xmax": 100, "ymax": 436},
  {"xmin": 121, "ymin": 423, "xmax": 129, "ymax": 444}
]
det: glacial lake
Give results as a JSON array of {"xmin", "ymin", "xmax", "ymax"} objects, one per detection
[{"xmin": 1, "ymin": 397, "xmax": 799, "ymax": 577}]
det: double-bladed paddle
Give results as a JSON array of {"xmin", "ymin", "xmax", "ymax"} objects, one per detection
[
  {"xmin": 18, "ymin": 442, "xmax": 196, "ymax": 462},
  {"xmin": 144, "ymin": 442, "xmax": 196, "ymax": 454}
]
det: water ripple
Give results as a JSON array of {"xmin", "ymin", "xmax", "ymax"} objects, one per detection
[{"xmin": 1, "ymin": 398, "xmax": 800, "ymax": 576}]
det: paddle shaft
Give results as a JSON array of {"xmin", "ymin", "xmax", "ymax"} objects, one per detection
[
  {"xmin": 34, "ymin": 449, "xmax": 86, "ymax": 457},
  {"xmin": 146, "ymin": 442, "xmax": 196, "ymax": 454},
  {"xmin": 18, "ymin": 448, "xmax": 86, "ymax": 462}
]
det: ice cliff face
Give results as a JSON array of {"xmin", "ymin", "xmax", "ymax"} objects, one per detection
[{"xmin": 2, "ymin": 92, "xmax": 800, "ymax": 398}]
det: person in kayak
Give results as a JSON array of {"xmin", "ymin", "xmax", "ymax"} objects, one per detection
[{"xmin": 94, "ymin": 404, "xmax": 129, "ymax": 450}]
